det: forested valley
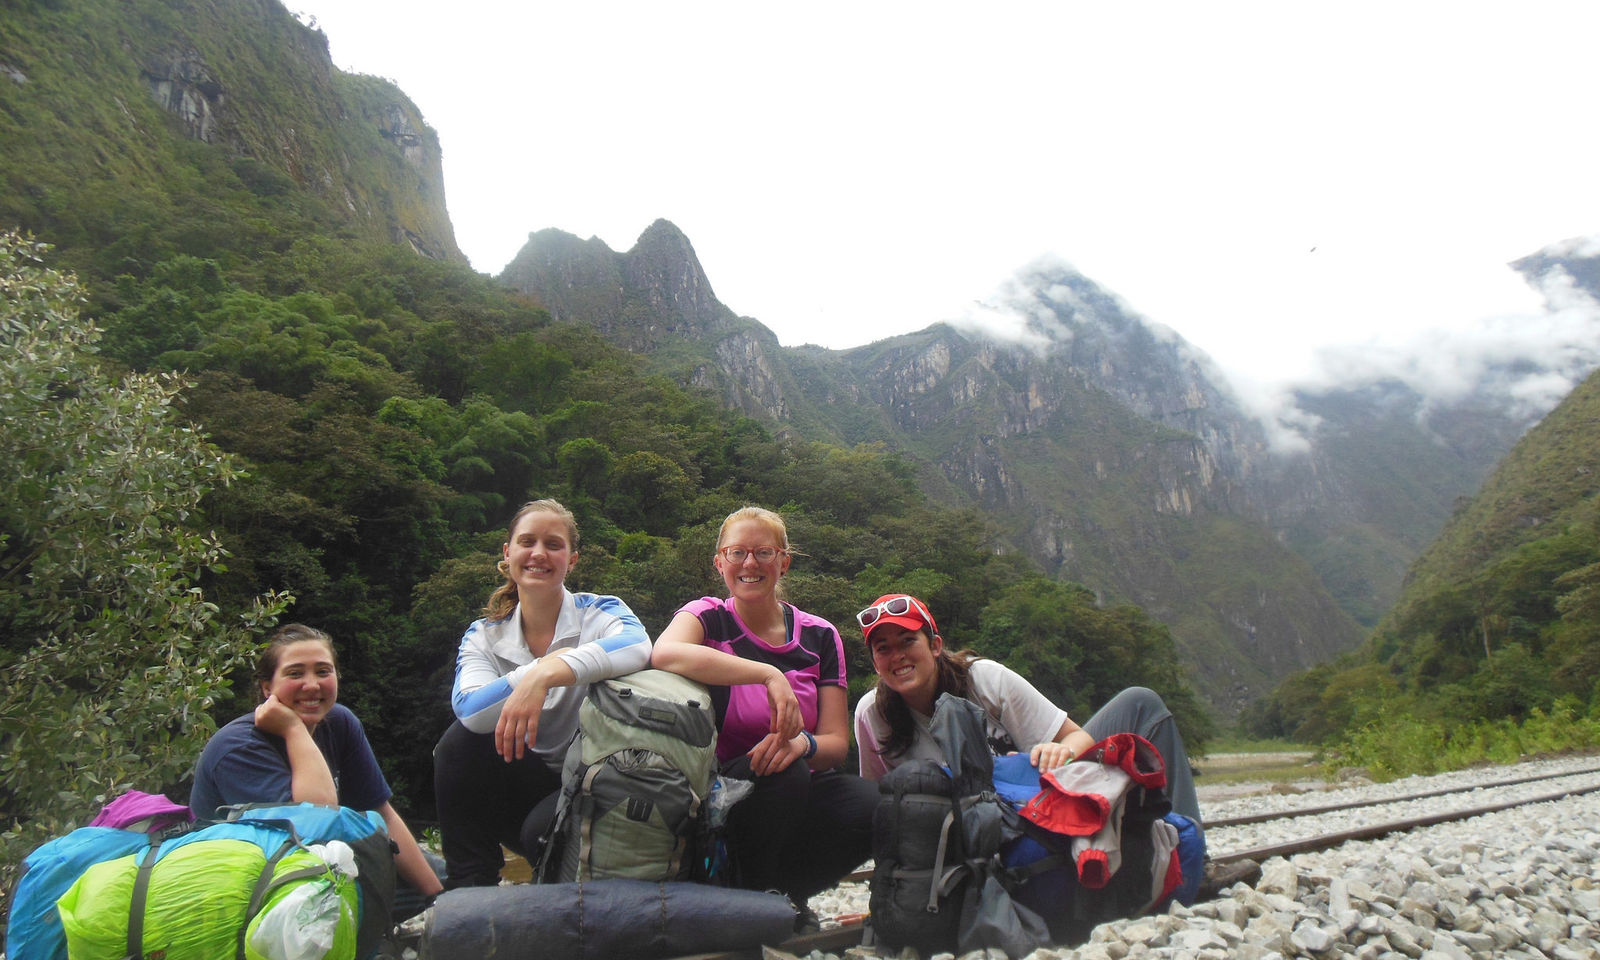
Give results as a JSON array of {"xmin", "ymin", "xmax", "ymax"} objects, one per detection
[
  {"xmin": 1246, "ymin": 365, "xmax": 1600, "ymax": 772},
  {"xmin": 0, "ymin": 1, "xmax": 1210, "ymax": 886},
  {"xmin": 5, "ymin": 0, "xmax": 1600, "ymax": 892}
]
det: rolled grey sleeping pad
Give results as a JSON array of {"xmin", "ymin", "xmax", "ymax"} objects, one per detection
[{"xmin": 421, "ymin": 879, "xmax": 798, "ymax": 960}]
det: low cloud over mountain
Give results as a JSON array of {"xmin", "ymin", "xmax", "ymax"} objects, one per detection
[{"xmin": 958, "ymin": 239, "xmax": 1600, "ymax": 455}]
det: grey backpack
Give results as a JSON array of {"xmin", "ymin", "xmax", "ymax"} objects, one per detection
[
  {"xmin": 539, "ymin": 669, "xmax": 717, "ymax": 882},
  {"xmin": 868, "ymin": 693, "xmax": 1052, "ymax": 958}
]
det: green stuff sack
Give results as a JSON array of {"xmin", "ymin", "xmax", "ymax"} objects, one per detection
[
  {"xmin": 57, "ymin": 837, "xmax": 356, "ymax": 960},
  {"xmin": 540, "ymin": 669, "xmax": 717, "ymax": 882}
]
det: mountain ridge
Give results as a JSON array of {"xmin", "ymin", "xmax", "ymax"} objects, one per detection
[
  {"xmin": 499, "ymin": 223, "xmax": 1390, "ymax": 711},
  {"xmin": 495, "ymin": 218, "xmax": 1600, "ymax": 712}
]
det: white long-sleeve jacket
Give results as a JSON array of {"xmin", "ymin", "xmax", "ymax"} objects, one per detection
[{"xmin": 450, "ymin": 589, "xmax": 651, "ymax": 768}]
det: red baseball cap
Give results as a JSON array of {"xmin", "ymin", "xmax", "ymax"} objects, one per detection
[{"xmin": 857, "ymin": 593, "xmax": 941, "ymax": 643}]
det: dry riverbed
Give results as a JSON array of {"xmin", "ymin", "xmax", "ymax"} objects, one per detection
[{"xmin": 1194, "ymin": 749, "xmax": 1325, "ymax": 802}]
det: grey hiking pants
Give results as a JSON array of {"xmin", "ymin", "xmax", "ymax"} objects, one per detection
[{"xmin": 1082, "ymin": 686, "xmax": 1201, "ymax": 826}]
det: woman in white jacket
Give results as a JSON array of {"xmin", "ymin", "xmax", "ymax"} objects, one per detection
[{"xmin": 433, "ymin": 499, "xmax": 652, "ymax": 888}]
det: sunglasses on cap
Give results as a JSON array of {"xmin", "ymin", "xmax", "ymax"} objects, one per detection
[{"xmin": 855, "ymin": 594, "xmax": 936, "ymax": 631}]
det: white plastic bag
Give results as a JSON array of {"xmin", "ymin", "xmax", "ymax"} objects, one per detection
[
  {"xmin": 308, "ymin": 840, "xmax": 359, "ymax": 878},
  {"xmin": 708, "ymin": 775, "xmax": 754, "ymax": 829},
  {"xmin": 247, "ymin": 878, "xmax": 342, "ymax": 960}
]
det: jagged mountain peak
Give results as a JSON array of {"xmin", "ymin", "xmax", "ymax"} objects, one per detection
[
  {"xmin": 622, "ymin": 219, "xmax": 719, "ymax": 325},
  {"xmin": 633, "ymin": 217, "xmax": 694, "ymax": 250},
  {"xmin": 1011, "ymin": 259, "xmax": 1147, "ymax": 340},
  {"xmin": 501, "ymin": 218, "xmax": 741, "ymax": 357},
  {"xmin": 1514, "ymin": 234, "xmax": 1600, "ymax": 302}
]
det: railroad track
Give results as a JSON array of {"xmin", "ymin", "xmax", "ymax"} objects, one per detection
[
  {"xmin": 1203, "ymin": 763, "xmax": 1600, "ymax": 864},
  {"xmin": 1203, "ymin": 761, "xmax": 1600, "ymax": 828},
  {"xmin": 674, "ymin": 760, "xmax": 1600, "ymax": 960}
]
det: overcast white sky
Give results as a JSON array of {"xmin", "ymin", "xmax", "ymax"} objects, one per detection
[{"xmin": 292, "ymin": 0, "xmax": 1600, "ymax": 413}]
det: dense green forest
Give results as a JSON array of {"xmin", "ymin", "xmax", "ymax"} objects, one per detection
[
  {"xmin": 1245, "ymin": 367, "xmax": 1600, "ymax": 757},
  {"xmin": 0, "ymin": 0, "xmax": 1214, "ymax": 883},
  {"xmin": 0, "ymin": 220, "xmax": 1213, "ymax": 873},
  {"xmin": 0, "ymin": 0, "xmax": 1217, "ymax": 892}
]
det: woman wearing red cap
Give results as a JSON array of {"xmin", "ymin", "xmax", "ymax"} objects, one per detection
[
  {"xmin": 652, "ymin": 506, "xmax": 877, "ymax": 919},
  {"xmin": 852, "ymin": 593, "xmax": 1200, "ymax": 823}
]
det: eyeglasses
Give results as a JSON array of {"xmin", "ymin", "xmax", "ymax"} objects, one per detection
[
  {"xmin": 718, "ymin": 545, "xmax": 786, "ymax": 564},
  {"xmin": 856, "ymin": 595, "xmax": 935, "ymax": 631}
]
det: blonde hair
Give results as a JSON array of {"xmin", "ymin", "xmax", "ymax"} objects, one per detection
[
  {"xmin": 716, "ymin": 506, "xmax": 793, "ymax": 600},
  {"xmin": 486, "ymin": 499, "xmax": 580, "ymax": 621}
]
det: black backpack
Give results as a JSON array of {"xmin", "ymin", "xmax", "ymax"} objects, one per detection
[{"xmin": 867, "ymin": 694, "xmax": 1051, "ymax": 958}]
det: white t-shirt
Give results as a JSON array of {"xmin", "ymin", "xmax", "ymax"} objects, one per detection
[{"xmin": 854, "ymin": 658, "xmax": 1069, "ymax": 781}]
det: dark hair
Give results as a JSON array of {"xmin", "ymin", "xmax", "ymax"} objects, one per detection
[
  {"xmin": 871, "ymin": 642, "xmax": 984, "ymax": 761},
  {"xmin": 254, "ymin": 623, "xmax": 337, "ymax": 696},
  {"xmin": 486, "ymin": 499, "xmax": 581, "ymax": 621}
]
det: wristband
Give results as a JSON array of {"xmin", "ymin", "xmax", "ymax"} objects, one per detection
[{"xmin": 800, "ymin": 730, "xmax": 818, "ymax": 759}]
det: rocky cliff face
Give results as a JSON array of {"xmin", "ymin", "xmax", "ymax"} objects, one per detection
[
  {"xmin": 502, "ymin": 221, "xmax": 728, "ymax": 345},
  {"xmin": 502, "ymin": 220, "xmax": 802, "ymax": 423},
  {"xmin": 1, "ymin": 0, "xmax": 460, "ymax": 262}
]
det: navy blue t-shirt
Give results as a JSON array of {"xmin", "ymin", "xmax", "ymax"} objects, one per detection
[{"xmin": 189, "ymin": 704, "xmax": 391, "ymax": 819}]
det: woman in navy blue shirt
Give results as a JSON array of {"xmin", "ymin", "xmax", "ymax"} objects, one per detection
[{"xmin": 191, "ymin": 623, "xmax": 443, "ymax": 907}]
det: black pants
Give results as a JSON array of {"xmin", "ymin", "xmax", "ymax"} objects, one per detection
[
  {"xmin": 433, "ymin": 720, "xmax": 563, "ymax": 888},
  {"xmin": 719, "ymin": 755, "xmax": 878, "ymax": 903}
]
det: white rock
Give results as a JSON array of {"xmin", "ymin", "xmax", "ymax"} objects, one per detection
[
  {"xmin": 1118, "ymin": 920, "xmax": 1161, "ymax": 946},
  {"xmin": 1169, "ymin": 928, "xmax": 1226, "ymax": 952},
  {"xmin": 1258, "ymin": 859, "xmax": 1297, "ymax": 896},
  {"xmin": 1330, "ymin": 878, "xmax": 1351, "ymax": 916},
  {"xmin": 1531, "ymin": 910, "xmax": 1568, "ymax": 940},
  {"xmin": 1290, "ymin": 921, "xmax": 1337, "ymax": 954}
]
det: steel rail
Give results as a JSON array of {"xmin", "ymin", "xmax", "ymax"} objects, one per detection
[
  {"xmin": 1203, "ymin": 763, "xmax": 1600, "ymax": 828},
  {"xmin": 1207, "ymin": 777, "xmax": 1600, "ymax": 864}
]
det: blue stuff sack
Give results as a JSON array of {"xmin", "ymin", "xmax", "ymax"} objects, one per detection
[{"xmin": 7, "ymin": 827, "xmax": 155, "ymax": 960}]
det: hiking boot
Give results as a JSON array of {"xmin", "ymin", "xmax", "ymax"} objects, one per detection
[
  {"xmin": 793, "ymin": 902, "xmax": 823, "ymax": 934},
  {"xmin": 1196, "ymin": 857, "xmax": 1261, "ymax": 900}
]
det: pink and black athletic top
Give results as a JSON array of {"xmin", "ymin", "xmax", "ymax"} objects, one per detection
[{"xmin": 677, "ymin": 596, "xmax": 848, "ymax": 763}]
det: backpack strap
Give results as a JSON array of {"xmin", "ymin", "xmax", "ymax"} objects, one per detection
[
  {"xmin": 123, "ymin": 833, "xmax": 166, "ymax": 960},
  {"xmin": 575, "ymin": 765, "xmax": 603, "ymax": 881},
  {"xmin": 232, "ymin": 821, "xmax": 322, "ymax": 960},
  {"xmin": 123, "ymin": 820, "xmax": 198, "ymax": 960},
  {"xmin": 535, "ymin": 774, "xmax": 580, "ymax": 882}
]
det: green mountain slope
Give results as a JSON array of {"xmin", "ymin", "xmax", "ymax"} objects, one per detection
[
  {"xmin": 0, "ymin": 0, "xmax": 460, "ymax": 282},
  {"xmin": 503, "ymin": 227, "xmax": 1369, "ymax": 714},
  {"xmin": 1383, "ymin": 366, "xmax": 1600, "ymax": 665},
  {"xmin": 1250, "ymin": 367, "xmax": 1600, "ymax": 741}
]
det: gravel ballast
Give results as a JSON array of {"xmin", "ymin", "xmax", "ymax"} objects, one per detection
[{"xmin": 798, "ymin": 755, "xmax": 1600, "ymax": 960}]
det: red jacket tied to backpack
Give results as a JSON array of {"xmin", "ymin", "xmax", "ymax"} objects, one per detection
[{"xmin": 1018, "ymin": 733, "xmax": 1181, "ymax": 901}]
